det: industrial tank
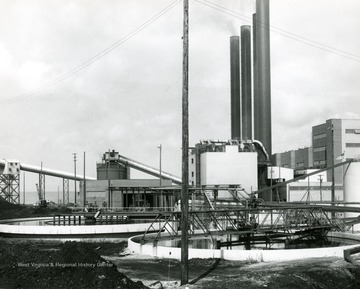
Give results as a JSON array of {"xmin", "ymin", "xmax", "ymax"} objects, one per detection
[
  {"xmin": 344, "ymin": 161, "xmax": 360, "ymax": 218},
  {"xmin": 96, "ymin": 150, "xmax": 130, "ymax": 180}
]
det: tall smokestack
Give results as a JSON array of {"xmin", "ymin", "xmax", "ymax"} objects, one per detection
[
  {"xmin": 241, "ymin": 25, "xmax": 252, "ymax": 140},
  {"xmin": 230, "ymin": 36, "xmax": 241, "ymax": 140},
  {"xmin": 254, "ymin": 0, "xmax": 272, "ymax": 159},
  {"xmin": 253, "ymin": 13, "xmax": 258, "ymax": 140}
]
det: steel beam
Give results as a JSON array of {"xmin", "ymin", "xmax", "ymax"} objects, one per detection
[{"xmin": 0, "ymin": 174, "xmax": 20, "ymax": 204}]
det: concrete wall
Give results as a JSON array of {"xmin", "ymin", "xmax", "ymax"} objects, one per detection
[
  {"xmin": 288, "ymin": 182, "xmax": 343, "ymax": 202},
  {"xmin": 267, "ymin": 166, "xmax": 293, "ymax": 181},
  {"xmin": 0, "ymin": 217, "xmax": 163, "ymax": 236},
  {"xmin": 200, "ymin": 146, "xmax": 257, "ymax": 193},
  {"xmin": 128, "ymin": 232, "xmax": 360, "ymax": 262},
  {"xmin": 342, "ymin": 119, "xmax": 360, "ymax": 160}
]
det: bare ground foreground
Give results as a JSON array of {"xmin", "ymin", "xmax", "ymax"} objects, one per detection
[
  {"xmin": 106, "ymin": 248, "xmax": 360, "ymax": 289},
  {"xmin": 2, "ymin": 201, "xmax": 360, "ymax": 289},
  {"xmin": 1, "ymin": 239, "xmax": 360, "ymax": 289}
]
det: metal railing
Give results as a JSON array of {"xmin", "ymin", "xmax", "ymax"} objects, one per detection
[{"xmin": 68, "ymin": 206, "xmax": 174, "ymax": 213}]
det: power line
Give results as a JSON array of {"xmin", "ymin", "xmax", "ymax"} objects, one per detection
[
  {"xmin": 195, "ymin": 0, "xmax": 360, "ymax": 63},
  {"xmin": 1, "ymin": 0, "xmax": 181, "ymax": 106}
]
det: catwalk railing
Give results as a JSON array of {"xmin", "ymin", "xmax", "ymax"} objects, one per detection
[{"xmin": 140, "ymin": 205, "xmax": 352, "ymax": 245}]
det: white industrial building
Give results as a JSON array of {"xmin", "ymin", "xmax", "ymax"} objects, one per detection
[{"xmin": 189, "ymin": 140, "xmax": 258, "ymax": 197}]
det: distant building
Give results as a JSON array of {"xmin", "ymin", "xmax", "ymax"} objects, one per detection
[
  {"xmin": 79, "ymin": 178, "xmax": 173, "ymax": 209},
  {"xmin": 312, "ymin": 119, "xmax": 360, "ymax": 186},
  {"xmin": 272, "ymin": 118, "xmax": 360, "ymax": 198},
  {"xmin": 272, "ymin": 147, "xmax": 313, "ymax": 170},
  {"xmin": 79, "ymin": 150, "xmax": 174, "ymax": 209}
]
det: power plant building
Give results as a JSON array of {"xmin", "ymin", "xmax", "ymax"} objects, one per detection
[
  {"xmin": 79, "ymin": 151, "xmax": 174, "ymax": 209},
  {"xmin": 272, "ymin": 118, "xmax": 360, "ymax": 201},
  {"xmin": 312, "ymin": 119, "xmax": 360, "ymax": 185},
  {"xmin": 189, "ymin": 141, "xmax": 258, "ymax": 194}
]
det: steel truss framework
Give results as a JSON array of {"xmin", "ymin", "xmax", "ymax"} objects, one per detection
[
  {"xmin": 38, "ymin": 173, "xmax": 45, "ymax": 201},
  {"xmin": 0, "ymin": 174, "xmax": 20, "ymax": 204},
  {"xmin": 63, "ymin": 178, "xmax": 69, "ymax": 205},
  {"xmin": 152, "ymin": 185, "xmax": 261, "ymax": 211},
  {"xmin": 141, "ymin": 206, "xmax": 343, "ymax": 247}
]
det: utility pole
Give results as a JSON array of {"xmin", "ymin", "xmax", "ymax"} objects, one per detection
[
  {"xmin": 158, "ymin": 144, "xmax": 163, "ymax": 209},
  {"xmin": 83, "ymin": 151, "xmax": 86, "ymax": 207},
  {"xmin": 73, "ymin": 153, "xmax": 77, "ymax": 205},
  {"xmin": 318, "ymin": 175, "xmax": 323, "ymax": 202},
  {"xmin": 158, "ymin": 144, "xmax": 162, "ymax": 187},
  {"xmin": 181, "ymin": 0, "xmax": 189, "ymax": 285},
  {"xmin": 331, "ymin": 124, "xmax": 335, "ymax": 217}
]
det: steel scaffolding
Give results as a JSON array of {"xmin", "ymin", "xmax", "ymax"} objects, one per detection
[{"xmin": 0, "ymin": 174, "xmax": 20, "ymax": 204}]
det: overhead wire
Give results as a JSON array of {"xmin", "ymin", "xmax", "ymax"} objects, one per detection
[
  {"xmin": 195, "ymin": 0, "xmax": 360, "ymax": 63},
  {"xmin": 0, "ymin": 0, "xmax": 181, "ymax": 106},
  {"xmin": 3, "ymin": 0, "xmax": 359, "ymax": 106}
]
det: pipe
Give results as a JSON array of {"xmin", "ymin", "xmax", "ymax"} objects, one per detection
[
  {"xmin": 0, "ymin": 159, "xmax": 95, "ymax": 181},
  {"xmin": 20, "ymin": 163, "xmax": 95, "ymax": 181},
  {"xmin": 253, "ymin": 140, "xmax": 270, "ymax": 162},
  {"xmin": 241, "ymin": 25, "xmax": 252, "ymax": 140},
  {"xmin": 254, "ymin": 0, "xmax": 272, "ymax": 158},
  {"xmin": 230, "ymin": 36, "xmax": 241, "ymax": 140},
  {"xmin": 118, "ymin": 155, "xmax": 182, "ymax": 185}
]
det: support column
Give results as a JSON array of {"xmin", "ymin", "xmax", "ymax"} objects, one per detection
[
  {"xmin": 63, "ymin": 178, "xmax": 69, "ymax": 205},
  {"xmin": 0, "ymin": 174, "xmax": 20, "ymax": 204},
  {"xmin": 38, "ymin": 173, "xmax": 45, "ymax": 202}
]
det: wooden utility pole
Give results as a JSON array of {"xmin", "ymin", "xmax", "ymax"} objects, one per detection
[
  {"xmin": 331, "ymin": 124, "xmax": 335, "ymax": 217},
  {"xmin": 181, "ymin": 0, "xmax": 189, "ymax": 285},
  {"xmin": 73, "ymin": 153, "xmax": 77, "ymax": 204},
  {"xmin": 83, "ymin": 151, "xmax": 86, "ymax": 207}
]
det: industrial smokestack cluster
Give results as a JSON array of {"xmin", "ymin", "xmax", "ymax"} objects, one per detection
[{"xmin": 230, "ymin": 0, "xmax": 272, "ymax": 159}]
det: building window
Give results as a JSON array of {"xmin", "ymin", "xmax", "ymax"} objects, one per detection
[
  {"xmin": 314, "ymin": 160, "xmax": 326, "ymax": 166},
  {"xmin": 191, "ymin": 171, "xmax": 194, "ymax": 177},
  {"xmin": 346, "ymin": 143, "xmax": 360, "ymax": 148},
  {"xmin": 296, "ymin": 162, "xmax": 304, "ymax": 167},
  {"xmin": 313, "ymin": 146, "xmax": 326, "ymax": 152},
  {"xmin": 191, "ymin": 158, "xmax": 194, "ymax": 164},
  {"xmin": 345, "ymin": 129, "xmax": 360, "ymax": 134},
  {"xmin": 313, "ymin": 133, "xmax": 326, "ymax": 140}
]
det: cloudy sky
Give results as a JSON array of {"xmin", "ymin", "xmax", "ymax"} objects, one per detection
[{"xmin": 1, "ymin": 0, "xmax": 359, "ymax": 202}]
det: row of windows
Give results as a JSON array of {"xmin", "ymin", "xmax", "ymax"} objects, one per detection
[
  {"xmin": 289, "ymin": 186, "xmax": 343, "ymax": 191},
  {"xmin": 313, "ymin": 133, "xmax": 327, "ymax": 140},
  {"xmin": 345, "ymin": 129, "xmax": 360, "ymax": 134},
  {"xmin": 346, "ymin": 143, "xmax": 360, "ymax": 148},
  {"xmin": 295, "ymin": 162, "xmax": 304, "ymax": 167},
  {"xmin": 313, "ymin": 146, "xmax": 326, "ymax": 152},
  {"xmin": 313, "ymin": 160, "xmax": 326, "ymax": 166}
]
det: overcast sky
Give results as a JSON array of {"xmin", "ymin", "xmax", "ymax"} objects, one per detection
[{"xmin": 1, "ymin": 0, "xmax": 359, "ymax": 202}]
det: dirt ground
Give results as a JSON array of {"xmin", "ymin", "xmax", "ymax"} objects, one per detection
[
  {"xmin": 2, "ymin": 237, "xmax": 360, "ymax": 289},
  {"xmin": 0, "ymin": 240, "xmax": 148, "ymax": 289},
  {"xmin": 105, "ymin": 247, "xmax": 360, "ymax": 289},
  {"xmin": 2, "ymin": 200, "xmax": 360, "ymax": 289}
]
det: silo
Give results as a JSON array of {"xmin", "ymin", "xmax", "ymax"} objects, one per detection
[{"xmin": 96, "ymin": 150, "xmax": 130, "ymax": 180}]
